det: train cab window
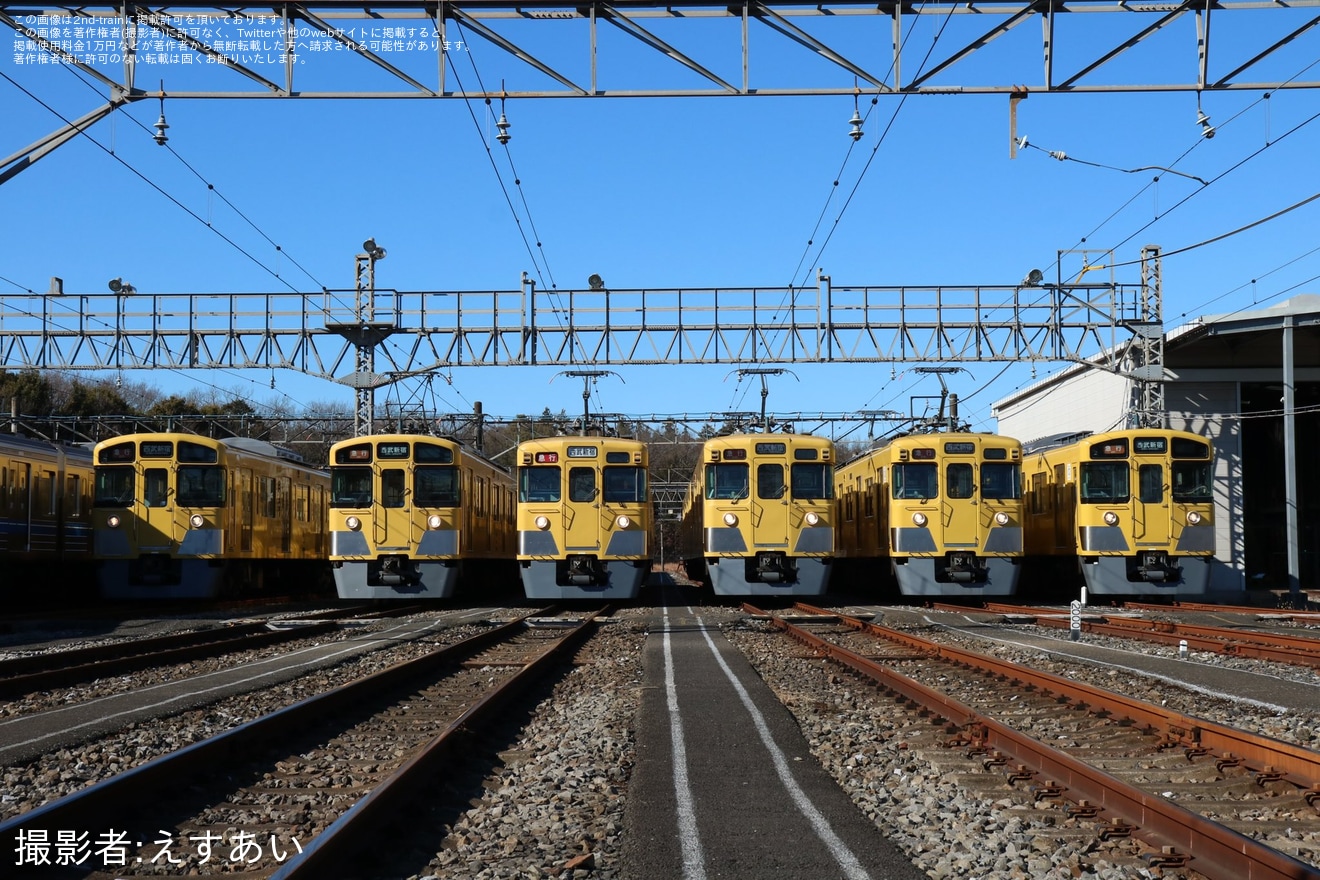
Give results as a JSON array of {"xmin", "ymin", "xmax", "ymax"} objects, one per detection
[
  {"xmin": 178, "ymin": 466, "xmax": 225, "ymax": 506},
  {"xmin": 1138, "ymin": 465, "xmax": 1163, "ymax": 504},
  {"xmin": 520, "ymin": 467, "xmax": 561, "ymax": 503},
  {"xmin": 757, "ymin": 464, "xmax": 786, "ymax": 500},
  {"xmin": 416, "ymin": 466, "xmax": 459, "ymax": 507},
  {"xmin": 892, "ymin": 463, "xmax": 937, "ymax": 500},
  {"xmin": 1079, "ymin": 462, "xmax": 1129, "ymax": 503},
  {"xmin": 1171, "ymin": 461, "xmax": 1213, "ymax": 503},
  {"xmin": 144, "ymin": 469, "xmax": 169, "ymax": 508},
  {"xmin": 331, "ymin": 468, "xmax": 373, "ymax": 508},
  {"xmin": 947, "ymin": 463, "xmax": 975, "ymax": 499},
  {"xmin": 569, "ymin": 468, "xmax": 598, "ymax": 502},
  {"xmin": 603, "ymin": 466, "xmax": 647, "ymax": 503},
  {"xmin": 790, "ymin": 463, "xmax": 833, "ymax": 500},
  {"xmin": 705, "ymin": 463, "xmax": 749, "ymax": 500},
  {"xmin": 93, "ymin": 468, "xmax": 135, "ymax": 508},
  {"xmin": 382, "ymin": 469, "xmax": 406, "ymax": 509},
  {"xmin": 981, "ymin": 463, "xmax": 1022, "ymax": 500}
]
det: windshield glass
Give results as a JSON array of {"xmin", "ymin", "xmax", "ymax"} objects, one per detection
[
  {"xmin": 520, "ymin": 466, "xmax": 561, "ymax": 503},
  {"xmin": 1172, "ymin": 461, "xmax": 1213, "ymax": 503},
  {"xmin": 980, "ymin": 463, "xmax": 1021, "ymax": 500},
  {"xmin": 892, "ymin": 463, "xmax": 937, "ymax": 500},
  {"xmin": 603, "ymin": 466, "xmax": 646, "ymax": 503},
  {"xmin": 1080, "ymin": 462, "xmax": 1130, "ymax": 503},
  {"xmin": 790, "ymin": 463, "xmax": 833, "ymax": 500},
  {"xmin": 93, "ymin": 467, "xmax": 135, "ymax": 508},
  {"xmin": 177, "ymin": 465, "xmax": 225, "ymax": 506},
  {"xmin": 416, "ymin": 466, "xmax": 459, "ymax": 507},
  {"xmin": 705, "ymin": 463, "xmax": 749, "ymax": 500},
  {"xmin": 331, "ymin": 467, "xmax": 373, "ymax": 508}
]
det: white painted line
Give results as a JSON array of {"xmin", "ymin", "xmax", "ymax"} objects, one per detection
[
  {"xmin": 927, "ymin": 614, "xmax": 1298, "ymax": 714},
  {"xmin": 664, "ymin": 606, "xmax": 707, "ymax": 880},
  {"xmin": 698, "ymin": 624, "xmax": 872, "ymax": 880}
]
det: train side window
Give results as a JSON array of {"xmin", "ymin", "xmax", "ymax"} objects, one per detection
[
  {"xmin": 569, "ymin": 467, "xmax": 597, "ymax": 502},
  {"xmin": 520, "ymin": 467, "xmax": 561, "ymax": 503},
  {"xmin": 382, "ymin": 469, "xmax": 407, "ymax": 509},
  {"xmin": 1138, "ymin": 464, "xmax": 1163, "ymax": 504},
  {"xmin": 144, "ymin": 469, "xmax": 169, "ymax": 508},
  {"xmin": 757, "ymin": 464, "xmax": 786, "ymax": 500},
  {"xmin": 946, "ymin": 463, "xmax": 974, "ymax": 499},
  {"xmin": 260, "ymin": 476, "xmax": 277, "ymax": 518},
  {"xmin": 93, "ymin": 467, "xmax": 136, "ymax": 508},
  {"xmin": 416, "ymin": 466, "xmax": 459, "ymax": 507},
  {"xmin": 1030, "ymin": 472, "xmax": 1048, "ymax": 514}
]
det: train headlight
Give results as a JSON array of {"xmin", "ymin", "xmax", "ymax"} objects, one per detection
[
  {"xmin": 912, "ymin": 513, "xmax": 927, "ymax": 527},
  {"xmin": 616, "ymin": 515, "xmax": 631, "ymax": 529},
  {"xmin": 189, "ymin": 514, "xmax": 205, "ymax": 529},
  {"xmin": 723, "ymin": 512, "xmax": 739, "ymax": 527},
  {"xmin": 1187, "ymin": 511, "xmax": 1203, "ymax": 525},
  {"xmin": 535, "ymin": 515, "xmax": 551, "ymax": 530},
  {"xmin": 345, "ymin": 516, "xmax": 362, "ymax": 531},
  {"xmin": 1103, "ymin": 511, "xmax": 1120, "ymax": 526},
  {"xmin": 106, "ymin": 515, "xmax": 121, "ymax": 529},
  {"xmin": 427, "ymin": 514, "xmax": 443, "ymax": 530},
  {"xmin": 994, "ymin": 512, "xmax": 1010, "ymax": 526},
  {"xmin": 804, "ymin": 512, "xmax": 820, "ymax": 526}
]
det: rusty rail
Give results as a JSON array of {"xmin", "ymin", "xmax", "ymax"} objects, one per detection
[{"xmin": 754, "ymin": 602, "xmax": 1320, "ymax": 880}]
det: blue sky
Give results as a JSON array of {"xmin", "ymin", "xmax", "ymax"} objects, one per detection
[{"xmin": 4, "ymin": 6, "xmax": 1320, "ymax": 439}]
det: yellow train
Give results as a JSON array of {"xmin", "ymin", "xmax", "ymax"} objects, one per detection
[
  {"xmin": 1, "ymin": 435, "xmax": 94, "ymax": 599},
  {"xmin": 1022, "ymin": 428, "xmax": 1216, "ymax": 597},
  {"xmin": 92, "ymin": 433, "xmax": 330, "ymax": 599},
  {"xmin": 516, "ymin": 435, "xmax": 650, "ymax": 600},
  {"xmin": 835, "ymin": 432, "xmax": 1024, "ymax": 597},
  {"xmin": 680, "ymin": 432, "xmax": 835, "ymax": 596},
  {"xmin": 328, "ymin": 434, "xmax": 517, "ymax": 599}
]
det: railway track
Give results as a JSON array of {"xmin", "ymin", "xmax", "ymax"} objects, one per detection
[
  {"xmin": 749, "ymin": 602, "xmax": 1320, "ymax": 880},
  {"xmin": 2, "ymin": 606, "xmax": 608, "ymax": 878},
  {"xmin": 0, "ymin": 604, "xmax": 425, "ymax": 700},
  {"xmin": 958, "ymin": 601, "xmax": 1320, "ymax": 669}
]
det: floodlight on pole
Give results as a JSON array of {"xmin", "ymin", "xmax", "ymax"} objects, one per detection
[
  {"xmin": 108, "ymin": 277, "xmax": 136, "ymax": 295},
  {"xmin": 1022, "ymin": 268, "xmax": 1044, "ymax": 287}
]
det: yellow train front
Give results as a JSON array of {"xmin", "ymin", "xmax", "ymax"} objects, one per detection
[
  {"xmin": 680, "ymin": 433, "xmax": 835, "ymax": 597},
  {"xmin": 1022, "ymin": 429, "xmax": 1215, "ymax": 597},
  {"xmin": 92, "ymin": 434, "xmax": 330, "ymax": 599},
  {"xmin": 0, "ymin": 435, "xmax": 94, "ymax": 600},
  {"xmin": 516, "ymin": 436, "xmax": 650, "ymax": 600},
  {"xmin": 328, "ymin": 434, "xmax": 517, "ymax": 599},
  {"xmin": 836, "ymin": 432, "xmax": 1024, "ymax": 597}
]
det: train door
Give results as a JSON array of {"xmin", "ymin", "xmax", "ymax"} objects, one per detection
[
  {"xmin": 379, "ymin": 466, "xmax": 407, "ymax": 550},
  {"xmin": 238, "ymin": 468, "xmax": 254, "ymax": 554},
  {"xmin": 943, "ymin": 458, "xmax": 978, "ymax": 554},
  {"xmin": 1134, "ymin": 462, "xmax": 1168, "ymax": 545},
  {"xmin": 754, "ymin": 454, "xmax": 789, "ymax": 545},
  {"xmin": 277, "ymin": 477, "xmax": 292, "ymax": 554},
  {"xmin": 18, "ymin": 462, "xmax": 32, "ymax": 552},
  {"xmin": 1054, "ymin": 463, "xmax": 1073, "ymax": 552},
  {"xmin": 563, "ymin": 463, "xmax": 599, "ymax": 552}
]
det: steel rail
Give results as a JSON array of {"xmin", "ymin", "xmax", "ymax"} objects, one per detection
[
  {"xmin": 0, "ymin": 620, "xmax": 340, "ymax": 699},
  {"xmin": 268, "ymin": 606, "xmax": 609, "ymax": 878},
  {"xmin": 1122, "ymin": 600, "xmax": 1320, "ymax": 619},
  {"xmin": 814, "ymin": 601, "xmax": 1320, "ymax": 791},
  {"xmin": 0, "ymin": 607, "xmax": 557, "ymax": 839},
  {"xmin": 977, "ymin": 602, "xmax": 1320, "ymax": 668},
  {"xmin": 754, "ymin": 602, "xmax": 1320, "ymax": 879}
]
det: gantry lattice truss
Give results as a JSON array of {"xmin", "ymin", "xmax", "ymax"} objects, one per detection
[{"xmin": 0, "ymin": 251, "xmax": 1168, "ymax": 428}]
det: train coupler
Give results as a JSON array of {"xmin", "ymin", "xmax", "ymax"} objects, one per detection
[
  {"xmin": 748, "ymin": 551, "xmax": 796, "ymax": 584},
  {"xmin": 940, "ymin": 552, "xmax": 987, "ymax": 584}
]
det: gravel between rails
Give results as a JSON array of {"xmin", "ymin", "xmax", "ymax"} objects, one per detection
[{"xmin": 7, "ymin": 606, "xmax": 1320, "ymax": 879}]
